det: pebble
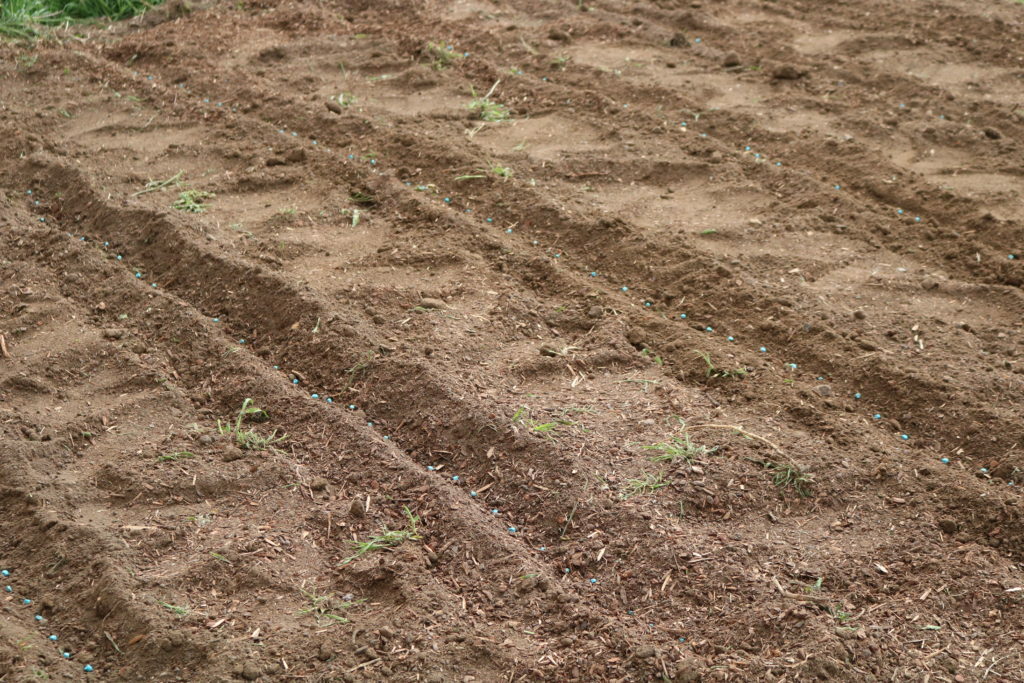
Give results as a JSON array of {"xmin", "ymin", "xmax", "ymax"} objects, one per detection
[
  {"xmin": 814, "ymin": 384, "xmax": 833, "ymax": 397},
  {"xmin": 418, "ymin": 297, "xmax": 447, "ymax": 310},
  {"xmin": 636, "ymin": 645, "xmax": 657, "ymax": 658},
  {"xmin": 771, "ymin": 64, "xmax": 804, "ymax": 80},
  {"xmin": 587, "ymin": 305, "xmax": 603, "ymax": 319},
  {"xmin": 722, "ymin": 52, "xmax": 740, "ymax": 67}
]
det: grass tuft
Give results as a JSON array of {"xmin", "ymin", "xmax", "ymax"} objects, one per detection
[
  {"xmin": 1, "ymin": 0, "xmax": 160, "ymax": 38},
  {"xmin": 172, "ymin": 189, "xmax": 214, "ymax": 213},
  {"xmin": 761, "ymin": 461, "xmax": 814, "ymax": 497},
  {"xmin": 217, "ymin": 398, "xmax": 286, "ymax": 451},
  {"xmin": 468, "ymin": 81, "xmax": 509, "ymax": 122},
  {"xmin": 621, "ymin": 471, "xmax": 668, "ymax": 499},
  {"xmin": 643, "ymin": 432, "xmax": 718, "ymax": 464},
  {"xmin": 342, "ymin": 507, "xmax": 420, "ymax": 564}
]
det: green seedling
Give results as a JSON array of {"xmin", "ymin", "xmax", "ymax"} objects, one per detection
[
  {"xmin": 349, "ymin": 190, "xmax": 377, "ymax": 206},
  {"xmin": 468, "ymin": 81, "xmax": 510, "ymax": 122},
  {"xmin": 132, "ymin": 171, "xmax": 183, "ymax": 197},
  {"xmin": 342, "ymin": 507, "xmax": 420, "ymax": 564},
  {"xmin": 217, "ymin": 398, "xmax": 286, "ymax": 451},
  {"xmin": 511, "ymin": 406, "xmax": 580, "ymax": 440},
  {"xmin": 830, "ymin": 606, "xmax": 853, "ymax": 623},
  {"xmin": 158, "ymin": 451, "xmax": 195, "ymax": 462},
  {"xmin": 172, "ymin": 189, "xmax": 214, "ymax": 213},
  {"xmin": 453, "ymin": 165, "xmax": 512, "ymax": 182},
  {"xmin": 424, "ymin": 41, "xmax": 462, "ymax": 70},
  {"xmin": 298, "ymin": 588, "xmax": 362, "ymax": 625},
  {"xmin": 332, "ymin": 92, "xmax": 356, "ymax": 107},
  {"xmin": 761, "ymin": 461, "xmax": 814, "ymax": 497},
  {"xmin": 643, "ymin": 433, "xmax": 718, "ymax": 463},
  {"xmin": 641, "ymin": 348, "xmax": 665, "ymax": 366},
  {"xmin": 159, "ymin": 602, "xmax": 189, "ymax": 616},
  {"xmin": 344, "ymin": 350, "xmax": 375, "ymax": 389},
  {"xmin": 694, "ymin": 350, "xmax": 747, "ymax": 379},
  {"xmin": 551, "ymin": 55, "xmax": 570, "ymax": 70},
  {"xmin": 621, "ymin": 471, "xmax": 668, "ymax": 499}
]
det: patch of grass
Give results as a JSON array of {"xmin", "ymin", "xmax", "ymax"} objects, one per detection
[
  {"xmin": 761, "ymin": 461, "xmax": 814, "ymax": 497},
  {"xmin": 349, "ymin": 190, "xmax": 377, "ymax": 206},
  {"xmin": 159, "ymin": 601, "xmax": 189, "ymax": 616},
  {"xmin": 342, "ymin": 507, "xmax": 420, "ymax": 564},
  {"xmin": 468, "ymin": 81, "xmax": 510, "ymax": 122},
  {"xmin": 157, "ymin": 451, "xmax": 195, "ymax": 462},
  {"xmin": 1, "ymin": 0, "xmax": 160, "ymax": 39},
  {"xmin": 332, "ymin": 92, "xmax": 356, "ymax": 107},
  {"xmin": 694, "ymin": 350, "xmax": 747, "ymax": 379},
  {"xmin": 621, "ymin": 471, "xmax": 668, "ymax": 499},
  {"xmin": 511, "ymin": 406, "xmax": 580, "ymax": 440},
  {"xmin": 424, "ymin": 40, "xmax": 462, "ymax": 70},
  {"xmin": 298, "ymin": 588, "xmax": 362, "ymax": 626},
  {"xmin": 643, "ymin": 433, "xmax": 718, "ymax": 464},
  {"xmin": 172, "ymin": 189, "xmax": 214, "ymax": 213},
  {"xmin": 132, "ymin": 170, "xmax": 182, "ymax": 197},
  {"xmin": 217, "ymin": 398, "xmax": 286, "ymax": 451}
]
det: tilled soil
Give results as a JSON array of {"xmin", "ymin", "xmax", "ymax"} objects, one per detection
[{"xmin": 1, "ymin": 0, "xmax": 1023, "ymax": 680}]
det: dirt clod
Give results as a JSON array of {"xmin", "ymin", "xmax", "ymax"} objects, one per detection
[
  {"xmin": 771, "ymin": 64, "xmax": 804, "ymax": 80},
  {"xmin": 418, "ymin": 297, "xmax": 447, "ymax": 310}
]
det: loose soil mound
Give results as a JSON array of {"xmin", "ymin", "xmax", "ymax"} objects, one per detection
[{"xmin": 1, "ymin": 0, "xmax": 1023, "ymax": 680}]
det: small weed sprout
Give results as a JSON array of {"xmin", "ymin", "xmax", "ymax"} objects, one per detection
[
  {"xmin": 342, "ymin": 506, "xmax": 420, "ymax": 564},
  {"xmin": 694, "ymin": 350, "xmax": 747, "ymax": 379},
  {"xmin": 511, "ymin": 406, "xmax": 580, "ymax": 440},
  {"xmin": 159, "ymin": 602, "xmax": 189, "ymax": 616},
  {"xmin": 132, "ymin": 170, "xmax": 183, "ymax": 197},
  {"xmin": 643, "ymin": 433, "xmax": 718, "ymax": 464},
  {"xmin": 621, "ymin": 471, "xmax": 668, "ymax": 499},
  {"xmin": 761, "ymin": 461, "xmax": 814, "ymax": 497},
  {"xmin": 332, "ymin": 92, "xmax": 357, "ymax": 107},
  {"xmin": 217, "ymin": 398, "xmax": 286, "ymax": 451},
  {"xmin": 158, "ymin": 451, "xmax": 195, "ymax": 462},
  {"xmin": 425, "ymin": 41, "xmax": 462, "ymax": 70},
  {"xmin": 468, "ymin": 81, "xmax": 510, "ymax": 122},
  {"xmin": 550, "ymin": 55, "xmax": 571, "ymax": 70},
  {"xmin": 298, "ymin": 588, "xmax": 362, "ymax": 625},
  {"xmin": 172, "ymin": 189, "xmax": 215, "ymax": 213}
]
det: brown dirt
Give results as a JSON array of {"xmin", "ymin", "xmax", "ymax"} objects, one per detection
[{"xmin": 1, "ymin": 0, "xmax": 1023, "ymax": 680}]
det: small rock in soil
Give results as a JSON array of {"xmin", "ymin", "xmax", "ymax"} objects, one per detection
[
  {"xmin": 635, "ymin": 644, "xmax": 657, "ymax": 658},
  {"xmin": 198, "ymin": 434, "xmax": 214, "ymax": 445},
  {"xmin": 102, "ymin": 328, "xmax": 127, "ymax": 340},
  {"xmin": 669, "ymin": 32, "xmax": 689, "ymax": 47},
  {"xmin": 814, "ymin": 384, "xmax": 833, "ymax": 397},
  {"xmin": 310, "ymin": 476, "xmax": 329, "ymax": 491},
  {"xmin": 350, "ymin": 497, "xmax": 366, "ymax": 518},
  {"xmin": 722, "ymin": 52, "xmax": 741, "ymax": 67},
  {"xmin": 587, "ymin": 305, "xmax": 603, "ymax": 318},
  {"xmin": 771, "ymin": 64, "xmax": 804, "ymax": 80},
  {"xmin": 853, "ymin": 309, "xmax": 867, "ymax": 320},
  {"xmin": 317, "ymin": 642, "xmax": 333, "ymax": 662},
  {"xmin": 241, "ymin": 661, "xmax": 261, "ymax": 681},
  {"xmin": 983, "ymin": 127, "xmax": 1002, "ymax": 140},
  {"xmin": 265, "ymin": 157, "xmax": 286, "ymax": 167},
  {"xmin": 284, "ymin": 148, "xmax": 306, "ymax": 164},
  {"xmin": 418, "ymin": 297, "xmax": 447, "ymax": 310},
  {"xmin": 326, "ymin": 100, "xmax": 344, "ymax": 114}
]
